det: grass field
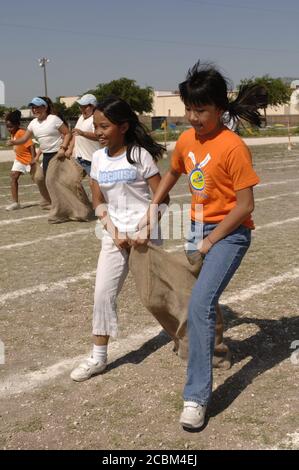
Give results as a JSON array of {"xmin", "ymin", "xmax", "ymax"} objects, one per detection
[{"xmin": 0, "ymin": 144, "xmax": 298, "ymax": 450}]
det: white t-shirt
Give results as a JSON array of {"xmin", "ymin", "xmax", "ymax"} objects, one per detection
[
  {"xmin": 91, "ymin": 146, "xmax": 159, "ymax": 232},
  {"xmin": 222, "ymin": 111, "xmax": 238, "ymax": 132},
  {"xmin": 27, "ymin": 114, "xmax": 64, "ymax": 153},
  {"xmin": 74, "ymin": 115, "xmax": 100, "ymax": 161}
]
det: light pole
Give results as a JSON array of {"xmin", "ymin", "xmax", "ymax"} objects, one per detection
[{"xmin": 38, "ymin": 57, "xmax": 50, "ymax": 96}]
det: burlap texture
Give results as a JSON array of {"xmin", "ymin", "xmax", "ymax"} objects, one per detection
[
  {"xmin": 45, "ymin": 156, "xmax": 93, "ymax": 223},
  {"xmin": 129, "ymin": 243, "xmax": 231, "ymax": 369}
]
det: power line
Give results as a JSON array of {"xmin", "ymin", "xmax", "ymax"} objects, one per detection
[
  {"xmin": 183, "ymin": 0, "xmax": 299, "ymax": 15},
  {"xmin": 0, "ymin": 21, "xmax": 298, "ymax": 55}
]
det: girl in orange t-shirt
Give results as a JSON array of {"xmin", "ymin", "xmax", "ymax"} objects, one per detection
[
  {"xmin": 5, "ymin": 110, "xmax": 36, "ymax": 211},
  {"xmin": 139, "ymin": 60, "xmax": 268, "ymax": 430}
]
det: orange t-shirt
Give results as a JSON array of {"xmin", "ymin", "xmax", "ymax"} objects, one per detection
[
  {"xmin": 171, "ymin": 127, "xmax": 260, "ymax": 229},
  {"xmin": 13, "ymin": 129, "xmax": 34, "ymax": 165}
]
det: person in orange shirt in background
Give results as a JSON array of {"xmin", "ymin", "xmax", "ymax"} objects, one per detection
[
  {"xmin": 5, "ymin": 110, "xmax": 37, "ymax": 211},
  {"xmin": 141, "ymin": 60, "xmax": 268, "ymax": 430}
]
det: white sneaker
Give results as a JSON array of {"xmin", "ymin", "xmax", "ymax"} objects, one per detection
[
  {"xmin": 179, "ymin": 401, "xmax": 207, "ymax": 429},
  {"xmin": 70, "ymin": 357, "xmax": 107, "ymax": 382},
  {"xmin": 6, "ymin": 202, "xmax": 20, "ymax": 211}
]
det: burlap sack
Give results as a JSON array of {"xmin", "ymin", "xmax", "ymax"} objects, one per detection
[
  {"xmin": 45, "ymin": 155, "xmax": 93, "ymax": 223},
  {"xmin": 129, "ymin": 243, "xmax": 231, "ymax": 369}
]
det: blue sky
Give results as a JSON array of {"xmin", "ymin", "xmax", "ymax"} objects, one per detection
[{"xmin": 1, "ymin": 0, "xmax": 298, "ymax": 107}]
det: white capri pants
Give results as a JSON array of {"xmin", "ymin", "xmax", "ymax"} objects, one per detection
[{"xmin": 93, "ymin": 234, "xmax": 130, "ymax": 337}]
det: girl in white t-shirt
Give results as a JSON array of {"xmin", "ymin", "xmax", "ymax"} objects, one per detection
[{"xmin": 71, "ymin": 96, "xmax": 168, "ymax": 382}]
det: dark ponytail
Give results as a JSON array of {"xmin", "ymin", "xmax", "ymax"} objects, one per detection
[
  {"xmin": 96, "ymin": 96, "xmax": 165, "ymax": 163},
  {"xmin": 228, "ymin": 84, "xmax": 268, "ymax": 127},
  {"xmin": 179, "ymin": 60, "xmax": 268, "ymax": 128}
]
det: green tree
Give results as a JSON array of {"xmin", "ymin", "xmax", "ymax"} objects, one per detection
[
  {"xmin": 89, "ymin": 77, "xmax": 153, "ymax": 114},
  {"xmin": 66, "ymin": 102, "xmax": 81, "ymax": 120},
  {"xmin": 239, "ymin": 75, "xmax": 292, "ymax": 124},
  {"xmin": 0, "ymin": 105, "xmax": 16, "ymax": 118},
  {"xmin": 54, "ymin": 98, "xmax": 81, "ymax": 121}
]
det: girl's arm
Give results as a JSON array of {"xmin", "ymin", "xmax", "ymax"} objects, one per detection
[
  {"xmin": 132, "ymin": 172, "xmax": 172, "ymax": 245},
  {"xmin": 72, "ymin": 128, "xmax": 98, "ymax": 141},
  {"xmin": 56, "ymin": 123, "xmax": 72, "ymax": 158},
  {"xmin": 29, "ymin": 144, "xmax": 36, "ymax": 163},
  {"xmin": 33, "ymin": 148, "xmax": 42, "ymax": 162},
  {"xmin": 199, "ymin": 187, "xmax": 255, "ymax": 254},
  {"xmin": 151, "ymin": 169, "xmax": 180, "ymax": 205},
  {"xmin": 65, "ymin": 135, "xmax": 75, "ymax": 158},
  {"xmin": 140, "ymin": 168, "xmax": 180, "ymax": 231},
  {"xmin": 91, "ymin": 179, "xmax": 130, "ymax": 250},
  {"xmin": 7, "ymin": 129, "xmax": 33, "ymax": 146}
]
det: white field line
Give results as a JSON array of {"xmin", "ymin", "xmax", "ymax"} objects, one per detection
[
  {"xmin": 1, "ymin": 214, "xmax": 299, "ymax": 305},
  {"xmin": 0, "ymin": 214, "xmax": 47, "ymax": 226},
  {"xmin": 221, "ymin": 267, "xmax": 299, "ymax": 304},
  {"xmin": 0, "ymin": 189, "xmax": 39, "ymax": 198},
  {"xmin": 255, "ymin": 192, "xmax": 299, "ymax": 202},
  {"xmin": 258, "ymin": 178, "xmax": 299, "ymax": 187},
  {"xmin": 0, "ymin": 209, "xmax": 189, "ymax": 250},
  {"xmin": 270, "ymin": 431, "xmax": 299, "ymax": 450},
  {"xmin": 0, "ymin": 183, "xmax": 36, "ymax": 190},
  {"xmin": 0, "ymin": 200, "xmax": 39, "ymax": 210},
  {"xmin": 0, "ymin": 270, "xmax": 97, "ymax": 304},
  {"xmin": 1, "ymin": 192, "xmax": 299, "ymax": 250},
  {"xmin": 255, "ymin": 217, "xmax": 299, "ymax": 230},
  {"xmin": 261, "ymin": 164, "xmax": 298, "ymax": 171},
  {"xmin": 1, "ymin": 177, "xmax": 298, "ymax": 202},
  {"xmin": 2, "ymin": 163, "xmax": 296, "ymax": 184},
  {"xmin": 1, "ymin": 267, "xmax": 299, "ymax": 397},
  {"xmin": 0, "ymin": 228, "xmax": 93, "ymax": 251},
  {"xmin": 257, "ymin": 159, "xmax": 298, "ymax": 165},
  {"xmin": 165, "ymin": 216, "xmax": 299, "ymax": 252},
  {"xmin": 0, "ymin": 325, "xmax": 162, "ymax": 398},
  {"xmin": 171, "ymin": 179, "xmax": 299, "ymax": 199},
  {"xmin": 0, "ymin": 208, "xmax": 186, "ymax": 239}
]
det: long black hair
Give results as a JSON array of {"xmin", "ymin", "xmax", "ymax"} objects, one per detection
[
  {"xmin": 96, "ymin": 96, "xmax": 165, "ymax": 163},
  {"xmin": 179, "ymin": 60, "xmax": 268, "ymax": 127}
]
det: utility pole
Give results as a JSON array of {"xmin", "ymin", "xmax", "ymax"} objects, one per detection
[{"xmin": 38, "ymin": 57, "xmax": 50, "ymax": 96}]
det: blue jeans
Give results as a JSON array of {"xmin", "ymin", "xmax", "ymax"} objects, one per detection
[
  {"xmin": 184, "ymin": 221, "xmax": 251, "ymax": 406},
  {"xmin": 76, "ymin": 157, "xmax": 91, "ymax": 176}
]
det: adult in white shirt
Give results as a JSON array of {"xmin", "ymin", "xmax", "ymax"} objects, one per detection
[
  {"xmin": 65, "ymin": 94, "xmax": 99, "ymax": 189},
  {"xmin": 8, "ymin": 96, "xmax": 71, "ymax": 175}
]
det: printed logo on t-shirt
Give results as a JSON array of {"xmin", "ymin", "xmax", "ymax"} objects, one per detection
[
  {"xmin": 189, "ymin": 166, "xmax": 205, "ymax": 192},
  {"xmin": 188, "ymin": 153, "xmax": 212, "ymax": 198},
  {"xmin": 98, "ymin": 168, "xmax": 137, "ymax": 184}
]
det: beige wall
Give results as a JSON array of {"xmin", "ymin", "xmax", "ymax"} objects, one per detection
[
  {"xmin": 151, "ymin": 89, "xmax": 299, "ymax": 117},
  {"xmin": 59, "ymin": 89, "xmax": 299, "ymax": 117},
  {"xmin": 60, "ymin": 96, "xmax": 79, "ymax": 108},
  {"xmin": 152, "ymin": 92, "xmax": 185, "ymax": 117}
]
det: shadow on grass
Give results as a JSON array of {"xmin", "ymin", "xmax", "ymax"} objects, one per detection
[
  {"xmin": 106, "ymin": 330, "xmax": 172, "ymax": 373},
  {"xmin": 209, "ymin": 306, "xmax": 299, "ymax": 417}
]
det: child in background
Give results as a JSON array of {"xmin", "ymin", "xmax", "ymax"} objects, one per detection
[{"xmin": 5, "ymin": 110, "xmax": 36, "ymax": 211}]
